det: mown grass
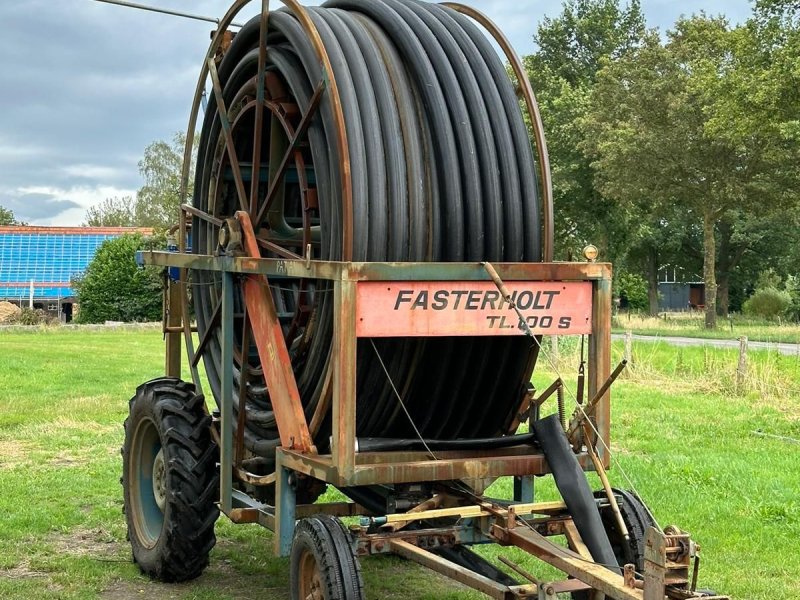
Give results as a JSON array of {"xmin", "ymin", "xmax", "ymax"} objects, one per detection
[
  {"xmin": 0, "ymin": 327, "xmax": 798, "ymax": 599},
  {"xmin": 613, "ymin": 312, "xmax": 800, "ymax": 344}
]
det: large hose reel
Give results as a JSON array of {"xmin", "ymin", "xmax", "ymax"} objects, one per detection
[{"xmin": 185, "ymin": 0, "xmax": 553, "ymax": 467}]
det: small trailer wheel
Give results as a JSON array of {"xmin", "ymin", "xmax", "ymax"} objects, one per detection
[
  {"xmin": 122, "ymin": 378, "xmax": 219, "ymax": 582},
  {"xmin": 290, "ymin": 515, "xmax": 365, "ymax": 600},
  {"xmin": 596, "ymin": 488, "xmax": 658, "ymax": 571}
]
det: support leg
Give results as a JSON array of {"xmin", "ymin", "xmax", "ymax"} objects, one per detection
[
  {"xmin": 513, "ymin": 476, "xmax": 534, "ymax": 503},
  {"xmin": 275, "ymin": 450, "xmax": 297, "ymax": 558},
  {"xmin": 220, "ymin": 271, "xmax": 234, "ymax": 514},
  {"xmin": 165, "ymin": 275, "xmax": 182, "ymax": 378}
]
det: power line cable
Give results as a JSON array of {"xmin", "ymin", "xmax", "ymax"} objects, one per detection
[{"xmin": 88, "ymin": 0, "xmax": 245, "ymax": 27}]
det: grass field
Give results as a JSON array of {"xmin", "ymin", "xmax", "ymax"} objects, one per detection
[
  {"xmin": 613, "ymin": 312, "xmax": 800, "ymax": 344},
  {"xmin": 0, "ymin": 327, "xmax": 798, "ymax": 599}
]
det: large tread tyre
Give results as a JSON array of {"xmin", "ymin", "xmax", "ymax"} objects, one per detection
[
  {"xmin": 122, "ymin": 378, "xmax": 219, "ymax": 582},
  {"xmin": 290, "ymin": 515, "xmax": 365, "ymax": 600},
  {"xmin": 572, "ymin": 489, "xmax": 658, "ymax": 600}
]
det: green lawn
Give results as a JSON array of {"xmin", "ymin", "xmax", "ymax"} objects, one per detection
[
  {"xmin": 613, "ymin": 312, "xmax": 800, "ymax": 344},
  {"xmin": 0, "ymin": 327, "xmax": 798, "ymax": 599}
]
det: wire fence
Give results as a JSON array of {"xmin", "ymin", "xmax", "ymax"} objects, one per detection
[{"xmin": 540, "ymin": 332, "xmax": 800, "ymax": 402}]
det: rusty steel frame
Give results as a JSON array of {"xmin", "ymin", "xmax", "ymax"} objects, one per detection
[
  {"xmin": 145, "ymin": 234, "xmax": 722, "ymax": 598},
  {"xmin": 151, "ymin": 251, "xmax": 613, "ymax": 483},
  {"xmin": 148, "ymin": 249, "xmax": 612, "ymax": 526},
  {"xmin": 151, "ymin": 254, "xmax": 613, "ymax": 465}
]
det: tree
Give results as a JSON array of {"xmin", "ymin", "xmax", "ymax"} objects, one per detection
[
  {"xmin": 522, "ymin": 1, "xmax": 698, "ymax": 316},
  {"xmin": 523, "ymin": 0, "xmax": 648, "ymax": 262},
  {"xmin": 584, "ymin": 15, "xmax": 799, "ymax": 328},
  {"xmin": 135, "ymin": 132, "xmax": 196, "ymax": 230},
  {"xmin": 0, "ymin": 206, "xmax": 14, "ymax": 225},
  {"xmin": 0, "ymin": 206, "xmax": 26, "ymax": 226},
  {"xmin": 73, "ymin": 234, "xmax": 163, "ymax": 323},
  {"xmin": 83, "ymin": 197, "xmax": 136, "ymax": 227},
  {"xmin": 83, "ymin": 132, "xmax": 197, "ymax": 231}
]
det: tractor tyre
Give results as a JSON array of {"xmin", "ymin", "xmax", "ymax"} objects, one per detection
[{"xmin": 122, "ymin": 378, "xmax": 219, "ymax": 582}]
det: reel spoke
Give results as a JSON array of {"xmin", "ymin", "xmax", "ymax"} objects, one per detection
[{"xmin": 208, "ymin": 57, "xmax": 250, "ymax": 214}]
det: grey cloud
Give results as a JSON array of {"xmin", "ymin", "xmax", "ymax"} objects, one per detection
[{"xmin": 1, "ymin": 193, "xmax": 81, "ymax": 222}]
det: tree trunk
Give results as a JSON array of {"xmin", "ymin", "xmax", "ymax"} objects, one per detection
[
  {"xmin": 646, "ymin": 247, "xmax": 659, "ymax": 316},
  {"xmin": 703, "ymin": 210, "xmax": 717, "ymax": 329}
]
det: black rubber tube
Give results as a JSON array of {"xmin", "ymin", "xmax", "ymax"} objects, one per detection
[
  {"xmin": 533, "ymin": 415, "xmax": 620, "ymax": 573},
  {"xmin": 190, "ymin": 1, "xmax": 543, "ymax": 463},
  {"xmin": 355, "ymin": 433, "xmax": 537, "ymax": 453}
]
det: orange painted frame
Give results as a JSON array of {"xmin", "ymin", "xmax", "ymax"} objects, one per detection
[{"xmin": 236, "ymin": 212, "xmax": 315, "ymax": 453}]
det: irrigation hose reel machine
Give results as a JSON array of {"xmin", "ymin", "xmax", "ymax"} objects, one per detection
[{"xmin": 123, "ymin": 1, "xmax": 728, "ymax": 598}]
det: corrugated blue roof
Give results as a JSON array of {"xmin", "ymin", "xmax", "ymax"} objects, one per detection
[{"xmin": 0, "ymin": 227, "xmax": 149, "ymax": 300}]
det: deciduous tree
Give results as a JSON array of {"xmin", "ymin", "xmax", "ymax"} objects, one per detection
[
  {"xmin": 134, "ymin": 132, "xmax": 196, "ymax": 230},
  {"xmin": 523, "ymin": 0, "xmax": 647, "ymax": 262},
  {"xmin": 584, "ymin": 15, "xmax": 799, "ymax": 327},
  {"xmin": 83, "ymin": 197, "xmax": 136, "ymax": 227},
  {"xmin": 0, "ymin": 206, "xmax": 26, "ymax": 226}
]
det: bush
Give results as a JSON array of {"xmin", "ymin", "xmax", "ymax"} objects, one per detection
[
  {"xmin": 8, "ymin": 308, "xmax": 49, "ymax": 326},
  {"xmin": 784, "ymin": 275, "xmax": 800, "ymax": 321},
  {"xmin": 742, "ymin": 287, "xmax": 792, "ymax": 320},
  {"xmin": 73, "ymin": 234, "xmax": 163, "ymax": 323},
  {"xmin": 615, "ymin": 272, "xmax": 649, "ymax": 312}
]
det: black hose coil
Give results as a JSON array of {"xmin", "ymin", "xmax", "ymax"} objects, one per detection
[{"xmin": 191, "ymin": 0, "xmax": 542, "ymax": 463}]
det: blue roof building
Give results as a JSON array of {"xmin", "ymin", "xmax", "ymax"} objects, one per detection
[{"xmin": 0, "ymin": 226, "xmax": 152, "ymax": 318}]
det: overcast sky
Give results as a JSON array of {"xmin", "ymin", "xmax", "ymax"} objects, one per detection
[{"xmin": 0, "ymin": 0, "xmax": 751, "ymax": 226}]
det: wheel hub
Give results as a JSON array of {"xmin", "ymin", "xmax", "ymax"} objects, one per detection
[
  {"xmin": 299, "ymin": 551, "xmax": 324, "ymax": 600},
  {"xmin": 152, "ymin": 448, "xmax": 167, "ymax": 512}
]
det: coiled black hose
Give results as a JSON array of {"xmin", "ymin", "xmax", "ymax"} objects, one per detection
[{"xmin": 191, "ymin": 0, "xmax": 542, "ymax": 462}]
